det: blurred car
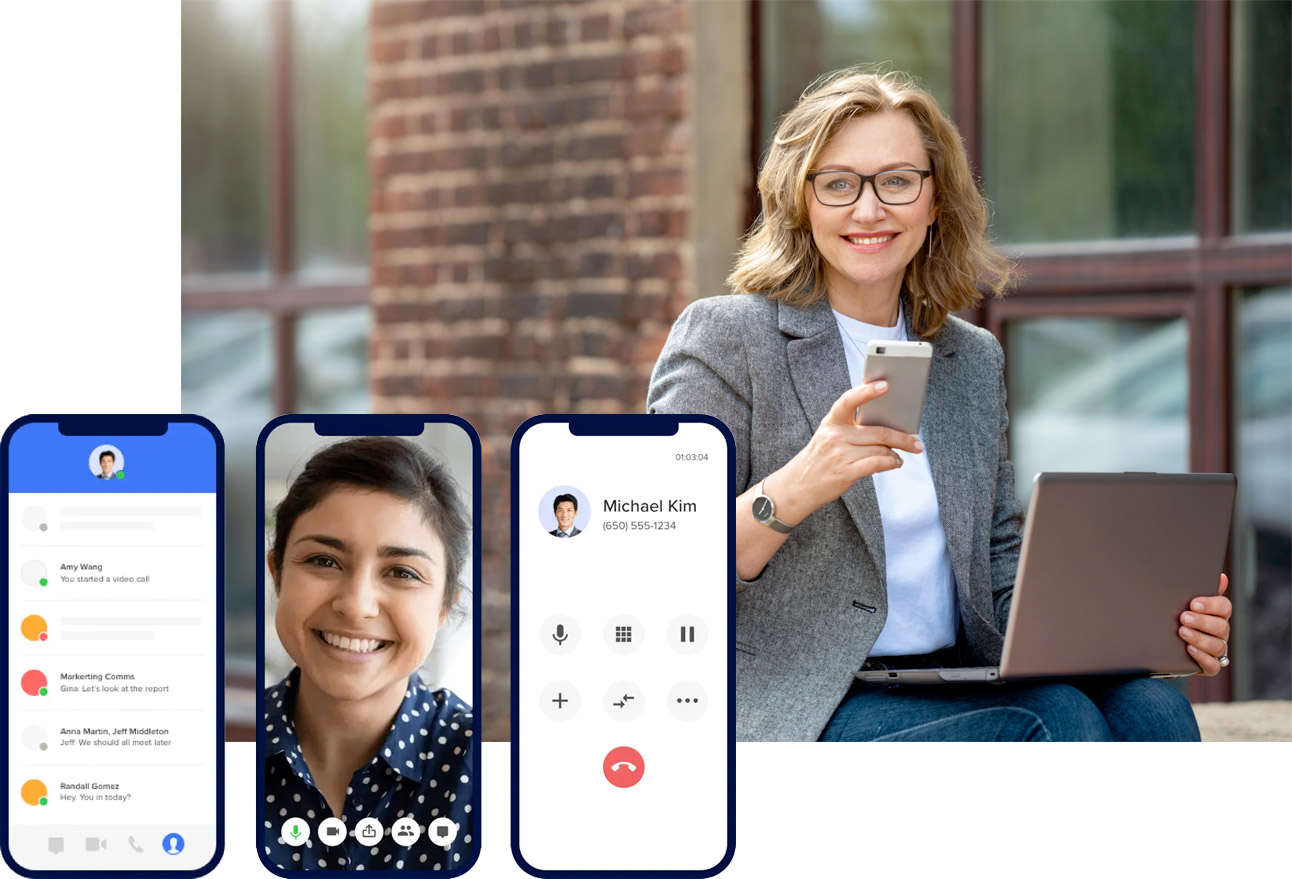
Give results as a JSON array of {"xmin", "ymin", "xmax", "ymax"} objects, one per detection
[{"xmin": 1008, "ymin": 289, "xmax": 1291, "ymax": 537}]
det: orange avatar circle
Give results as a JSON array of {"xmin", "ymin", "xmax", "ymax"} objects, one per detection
[
  {"xmin": 20, "ymin": 615, "xmax": 48, "ymax": 642},
  {"xmin": 21, "ymin": 779, "xmax": 48, "ymax": 806}
]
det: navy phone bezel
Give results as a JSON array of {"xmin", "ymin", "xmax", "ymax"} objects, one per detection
[
  {"xmin": 509, "ymin": 414, "xmax": 737, "ymax": 878},
  {"xmin": 0, "ymin": 414, "xmax": 226, "ymax": 878},
  {"xmin": 253, "ymin": 415, "xmax": 483, "ymax": 879}
]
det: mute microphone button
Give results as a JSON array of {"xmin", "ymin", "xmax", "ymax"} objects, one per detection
[{"xmin": 541, "ymin": 614, "xmax": 581, "ymax": 654}]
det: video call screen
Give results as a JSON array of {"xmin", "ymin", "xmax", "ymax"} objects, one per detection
[
  {"xmin": 5, "ymin": 420, "xmax": 220, "ymax": 871},
  {"xmin": 258, "ymin": 420, "xmax": 478, "ymax": 874}
]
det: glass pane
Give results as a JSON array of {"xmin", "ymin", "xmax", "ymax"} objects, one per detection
[
  {"xmin": 983, "ymin": 1, "xmax": 1194, "ymax": 243},
  {"xmin": 1233, "ymin": 287, "xmax": 1292, "ymax": 699},
  {"xmin": 759, "ymin": 0, "xmax": 952, "ymax": 149},
  {"xmin": 294, "ymin": 306, "xmax": 372, "ymax": 413},
  {"xmin": 1232, "ymin": 0, "xmax": 1292, "ymax": 233},
  {"xmin": 181, "ymin": 0, "xmax": 270, "ymax": 275},
  {"xmin": 1006, "ymin": 315, "xmax": 1190, "ymax": 505},
  {"xmin": 181, "ymin": 311, "xmax": 275, "ymax": 668},
  {"xmin": 293, "ymin": 0, "xmax": 369, "ymax": 276}
]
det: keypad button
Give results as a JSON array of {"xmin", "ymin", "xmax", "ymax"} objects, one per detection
[{"xmin": 604, "ymin": 614, "xmax": 643, "ymax": 655}]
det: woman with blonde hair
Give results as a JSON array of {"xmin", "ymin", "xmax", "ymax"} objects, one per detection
[{"xmin": 647, "ymin": 68, "xmax": 1230, "ymax": 741}]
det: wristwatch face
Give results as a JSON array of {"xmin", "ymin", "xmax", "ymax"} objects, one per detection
[{"xmin": 752, "ymin": 495, "xmax": 773, "ymax": 523}]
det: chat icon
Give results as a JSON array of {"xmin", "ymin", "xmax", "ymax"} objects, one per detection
[{"xmin": 47, "ymin": 838, "xmax": 63, "ymax": 855}]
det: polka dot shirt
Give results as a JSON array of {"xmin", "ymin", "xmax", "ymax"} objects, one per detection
[{"xmin": 262, "ymin": 668, "xmax": 475, "ymax": 871}]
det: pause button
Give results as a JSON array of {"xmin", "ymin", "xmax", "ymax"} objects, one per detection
[{"xmin": 668, "ymin": 614, "xmax": 707, "ymax": 655}]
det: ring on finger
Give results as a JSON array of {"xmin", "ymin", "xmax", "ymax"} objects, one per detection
[{"xmin": 1219, "ymin": 639, "xmax": 1230, "ymax": 668}]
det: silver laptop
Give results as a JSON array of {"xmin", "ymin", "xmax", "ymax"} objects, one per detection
[{"xmin": 854, "ymin": 472, "xmax": 1237, "ymax": 685}]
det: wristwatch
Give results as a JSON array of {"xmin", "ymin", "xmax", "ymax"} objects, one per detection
[{"xmin": 751, "ymin": 479, "xmax": 793, "ymax": 533}]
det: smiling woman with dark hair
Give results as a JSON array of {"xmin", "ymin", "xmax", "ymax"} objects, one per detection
[{"xmin": 261, "ymin": 436, "xmax": 473, "ymax": 871}]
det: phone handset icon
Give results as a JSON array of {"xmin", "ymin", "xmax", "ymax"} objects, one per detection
[{"xmin": 603, "ymin": 747, "xmax": 645, "ymax": 788}]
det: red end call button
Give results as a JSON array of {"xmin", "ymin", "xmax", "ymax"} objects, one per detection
[{"xmin": 603, "ymin": 746, "xmax": 645, "ymax": 788}]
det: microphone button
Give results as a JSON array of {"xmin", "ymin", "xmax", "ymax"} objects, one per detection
[{"xmin": 541, "ymin": 614, "xmax": 580, "ymax": 654}]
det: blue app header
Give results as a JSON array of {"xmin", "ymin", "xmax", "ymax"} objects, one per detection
[{"xmin": 7, "ymin": 421, "xmax": 217, "ymax": 493}]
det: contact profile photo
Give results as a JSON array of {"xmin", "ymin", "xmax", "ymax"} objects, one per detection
[
  {"xmin": 539, "ymin": 486, "xmax": 590, "ymax": 539},
  {"xmin": 88, "ymin": 444, "xmax": 124, "ymax": 480}
]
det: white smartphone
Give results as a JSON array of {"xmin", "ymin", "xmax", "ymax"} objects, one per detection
[
  {"xmin": 511, "ymin": 415, "xmax": 735, "ymax": 876},
  {"xmin": 855, "ymin": 339, "xmax": 933, "ymax": 435},
  {"xmin": 2, "ymin": 415, "xmax": 223, "ymax": 875}
]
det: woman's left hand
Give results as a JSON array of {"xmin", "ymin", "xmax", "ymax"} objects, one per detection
[{"xmin": 1179, "ymin": 573, "xmax": 1232, "ymax": 675}]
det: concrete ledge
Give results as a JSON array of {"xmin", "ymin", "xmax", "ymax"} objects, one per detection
[{"xmin": 1193, "ymin": 701, "xmax": 1292, "ymax": 742}]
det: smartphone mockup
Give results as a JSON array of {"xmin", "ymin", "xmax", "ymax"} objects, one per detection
[
  {"xmin": 856, "ymin": 339, "xmax": 933, "ymax": 435},
  {"xmin": 256, "ymin": 415, "xmax": 481, "ymax": 877},
  {"xmin": 511, "ymin": 415, "xmax": 735, "ymax": 877},
  {"xmin": 1, "ymin": 415, "xmax": 224, "ymax": 876}
]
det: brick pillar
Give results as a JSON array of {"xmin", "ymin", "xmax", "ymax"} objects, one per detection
[{"xmin": 368, "ymin": 0, "xmax": 696, "ymax": 740}]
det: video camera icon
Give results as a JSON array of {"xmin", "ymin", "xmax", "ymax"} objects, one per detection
[{"xmin": 318, "ymin": 817, "xmax": 347, "ymax": 847}]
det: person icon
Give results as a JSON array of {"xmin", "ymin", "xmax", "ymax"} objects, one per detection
[
  {"xmin": 162, "ymin": 833, "xmax": 184, "ymax": 855},
  {"xmin": 89, "ymin": 444, "xmax": 124, "ymax": 481},
  {"xmin": 96, "ymin": 450, "xmax": 116, "ymax": 480},
  {"xmin": 549, "ymin": 494, "xmax": 581, "ymax": 538}
]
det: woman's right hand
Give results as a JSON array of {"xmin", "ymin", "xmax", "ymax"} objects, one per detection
[
  {"xmin": 735, "ymin": 381, "xmax": 924, "ymax": 582},
  {"xmin": 767, "ymin": 381, "xmax": 925, "ymax": 526}
]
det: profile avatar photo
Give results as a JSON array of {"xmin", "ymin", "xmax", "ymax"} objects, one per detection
[
  {"xmin": 89, "ymin": 444, "xmax": 124, "ymax": 481},
  {"xmin": 542, "ymin": 488, "xmax": 590, "ymax": 539}
]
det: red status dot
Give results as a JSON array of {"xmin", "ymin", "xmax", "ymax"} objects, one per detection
[{"xmin": 38, "ymin": 633, "xmax": 47, "ymax": 641}]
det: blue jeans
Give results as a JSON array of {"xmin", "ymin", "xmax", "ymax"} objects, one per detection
[{"xmin": 820, "ymin": 677, "xmax": 1200, "ymax": 741}]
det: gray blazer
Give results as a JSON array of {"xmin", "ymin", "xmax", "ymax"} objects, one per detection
[{"xmin": 646, "ymin": 293, "xmax": 1026, "ymax": 741}]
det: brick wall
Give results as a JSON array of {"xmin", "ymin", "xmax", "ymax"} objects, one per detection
[{"xmin": 368, "ymin": 0, "xmax": 696, "ymax": 739}]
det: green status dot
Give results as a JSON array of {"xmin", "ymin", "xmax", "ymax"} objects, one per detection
[
  {"xmin": 115, "ymin": 470, "xmax": 125, "ymax": 480},
  {"xmin": 38, "ymin": 797, "xmax": 47, "ymax": 806},
  {"xmin": 38, "ymin": 687, "xmax": 47, "ymax": 696},
  {"xmin": 39, "ymin": 578, "xmax": 47, "ymax": 586}
]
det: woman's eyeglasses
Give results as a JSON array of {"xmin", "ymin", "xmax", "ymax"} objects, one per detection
[{"xmin": 806, "ymin": 169, "xmax": 932, "ymax": 206}]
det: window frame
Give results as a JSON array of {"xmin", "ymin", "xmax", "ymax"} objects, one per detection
[
  {"xmin": 181, "ymin": 0, "xmax": 370, "ymax": 416},
  {"xmin": 182, "ymin": 0, "xmax": 370, "ymax": 738}
]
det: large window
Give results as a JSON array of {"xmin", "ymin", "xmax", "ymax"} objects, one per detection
[
  {"xmin": 759, "ymin": 0, "xmax": 952, "ymax": 148},
  {"xmin": 182, "ymin": 0, "xmax": 372, "ymax": 737},
  {"xmin": 983, "ymin": 1, "xmax": 1194, "ymax": 243},
  {"xmin": 1233, "ymin": 286, "xmax": 1292, "ymax": 700},
  {"xmin": 758, "ymin": 0, "xmax": 1292, "ymax": 701}
]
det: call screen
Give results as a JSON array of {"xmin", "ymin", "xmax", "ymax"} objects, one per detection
[
  {"xmin": 5, "ymin": 420, "xmax": 219, "ymax": 872},
  {"xmin": 515, "ymin": 419, "xmax": 732, "ymax": 873}
]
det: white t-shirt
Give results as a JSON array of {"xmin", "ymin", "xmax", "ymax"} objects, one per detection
[{"xmin": 833, "ymin": 303, "xmax": 958, "ymax": 656}]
